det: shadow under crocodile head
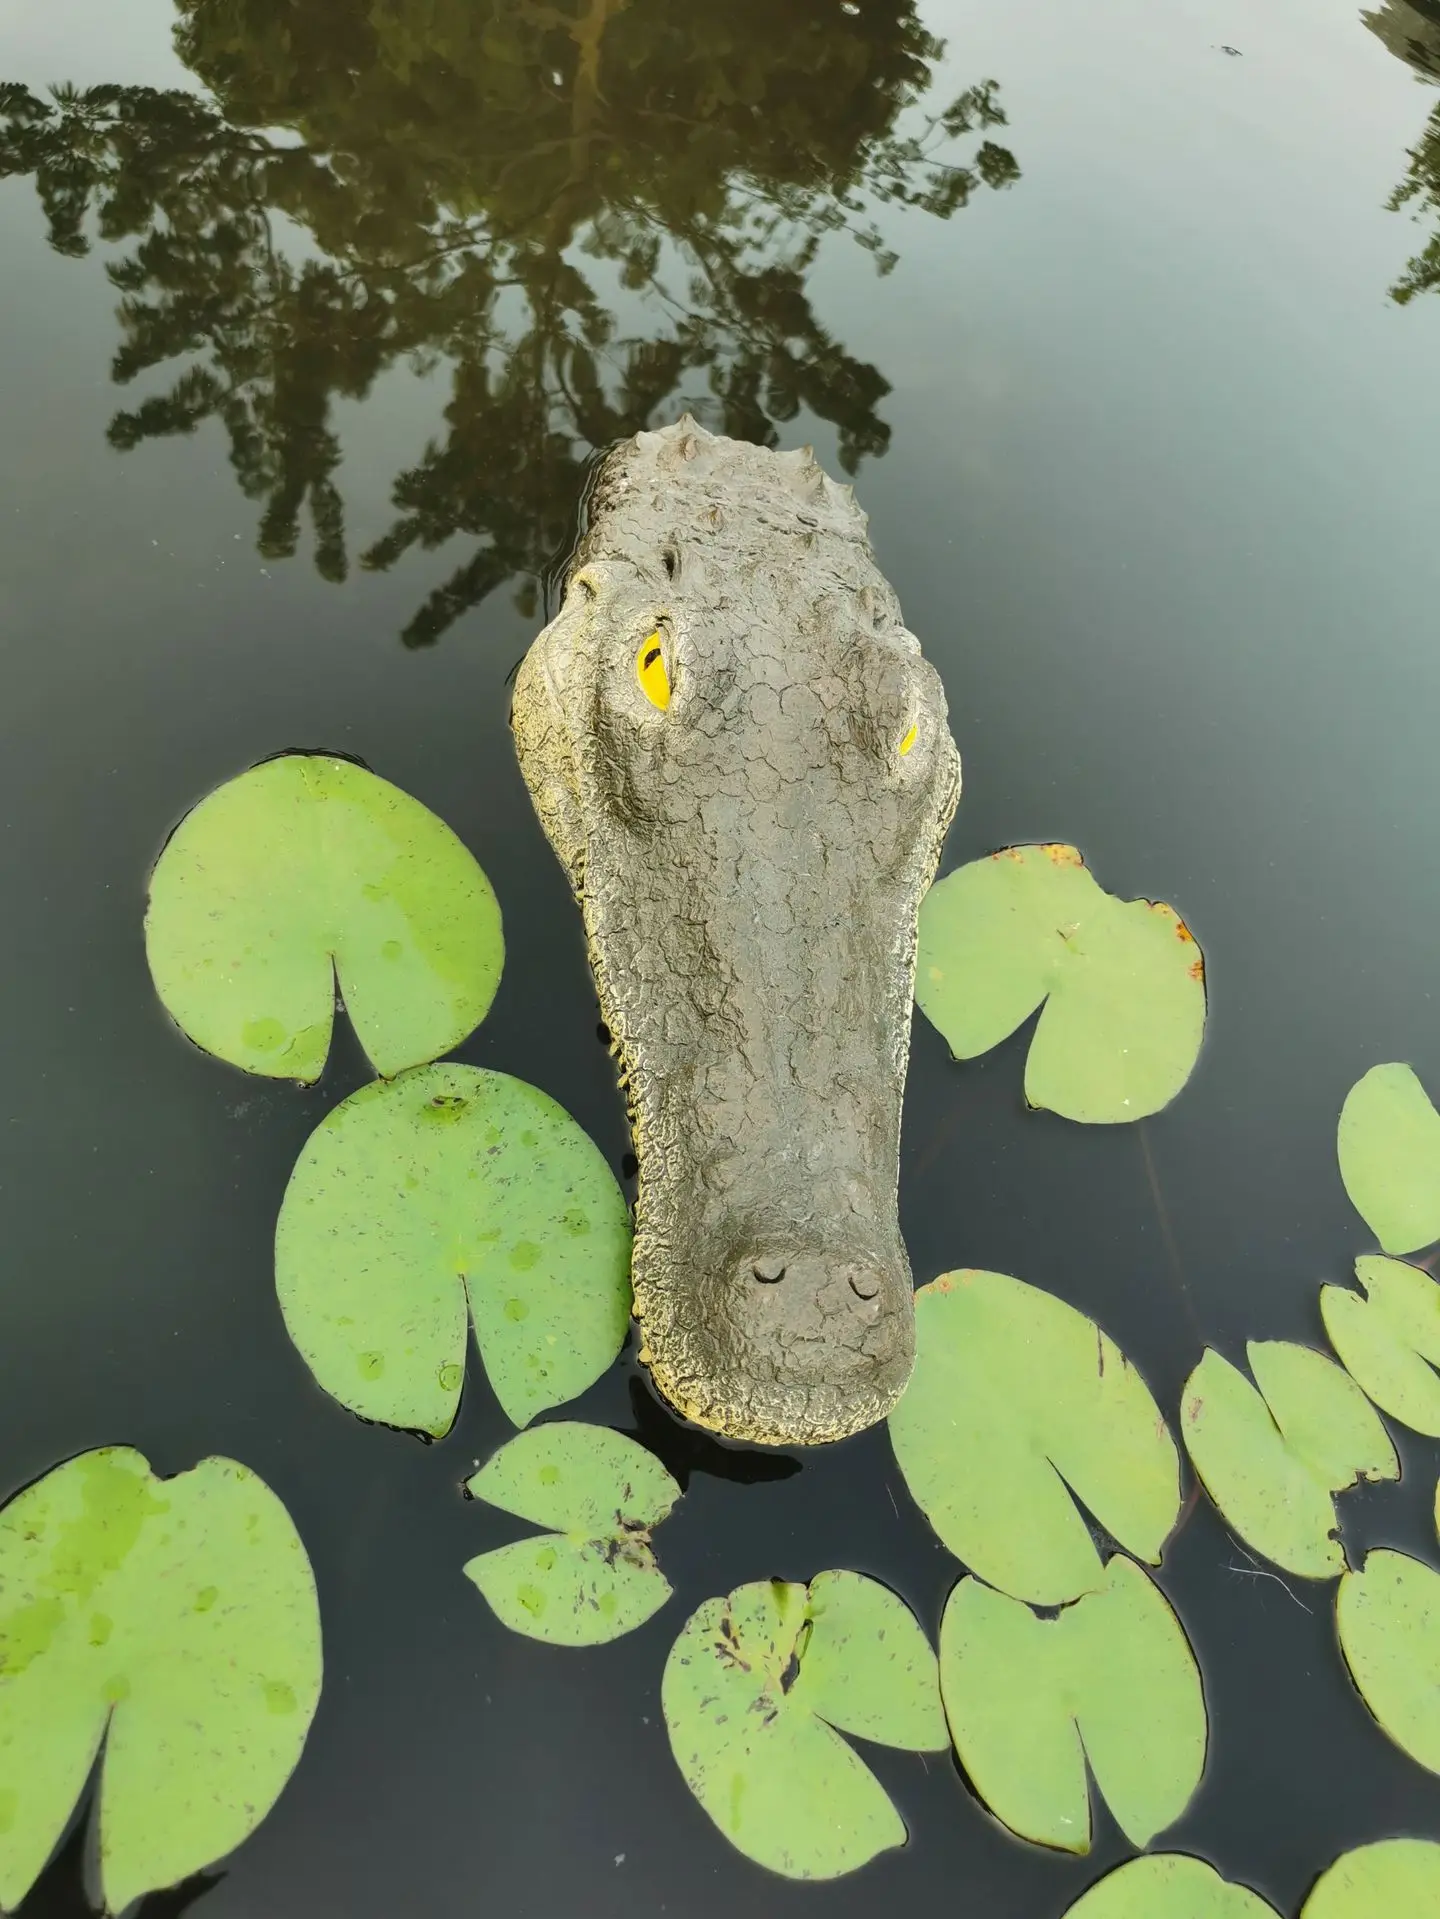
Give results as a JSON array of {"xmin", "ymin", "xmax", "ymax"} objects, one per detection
[{"xmin": 511, "ymin": 417, "xmax": 961, "ymax": 1445}]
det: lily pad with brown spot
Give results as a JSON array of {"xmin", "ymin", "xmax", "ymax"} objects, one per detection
[
  {"xmin": 915, "ymin": 842, "xmax": 1205, "ymax": 1123},
  {"xmin": 463, "ymin": 1424, "xmax": 679, "ymax": 1646},
  {"xmin": 662, "ymin": 1571, "xmax": 946, "ymax": 1879}
]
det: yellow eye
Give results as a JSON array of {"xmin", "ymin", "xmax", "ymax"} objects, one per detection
[
  {"xmin": 637, "ymin": 633, "xmax": 671, "ymax": 710},
  {"xmin": 898, "ymin": 721, "xmax": 918, "ymax": 757}
]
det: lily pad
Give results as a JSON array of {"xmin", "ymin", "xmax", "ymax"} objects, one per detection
[
  {"xmin": 915, "ymin": 843, "xmax": 1205, "ymax": 1122},
  {"xmin": 1336, "ymin": 1550, "xmax": 1440, "ymax": 1773},
  {"xmin": 662, "ymin": 1571, "xmax": 946, "ymax": 1879},
  {"xmin": 145, "ymin": 754, "xmax": 503, "ymax": 1081},
  {"xmin": 1063, "ymin": 1854, "xmax": 1279, "ymax": 1918},
  {"xmin": 888, "ymin": 1271, "xmax": 1180, "ymax": 1606},
  {"xmin": 939, "ymin": 1555, "xmax": 1206, "ymax": 1852},
  {"xmin": 1180, "ymin": 1344, "xmax": 1397, "ymax": 1579},
  {"xmin": 0, "ymin": 1447, "xmax": 321, "ymax": 1915},
  {"xmin": 1302, "ymin": 1839, "xmax": 1440, "ymax": 1916},
  {"xmin": 1336, "ymin": 1064, "xmax": 1440, "ymax": 1255},
  {"xmin": 1320, "ymin": 1255, "xmax": 1440, "ymax": 1436},
  {"xmin": 275, "ymin": 1063, "xmax": 631, "ymax": 1437},
  {"xmin": 463, "ymin": 1424, "xmax": 679, "ymax": 1646}
]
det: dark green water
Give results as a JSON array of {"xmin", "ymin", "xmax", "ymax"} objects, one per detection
[{"xmin": 4, "ymin": 0, "xmax": 1440, "ymax": 1911}]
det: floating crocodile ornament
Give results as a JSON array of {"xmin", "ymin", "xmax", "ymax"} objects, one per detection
[{"xmin": 511, "ymin": 419, "xmax": 960, "ymax": 1445}]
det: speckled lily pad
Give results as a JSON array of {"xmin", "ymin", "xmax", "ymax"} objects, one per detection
[
  {"xmin": 0, "ymin": 1447, "xmax": 320, "ymax": 1915},
  {"xmin": 463, "ymin": 1424, "xmax": 679, "ymax": 1645},
  {"xmin": 275, "ymin": 1064, "xmax": 632, "ymax": 1436},
  {"xmin": 145, "ymin": 753, "xmax": 502, "ymax": 1080}
]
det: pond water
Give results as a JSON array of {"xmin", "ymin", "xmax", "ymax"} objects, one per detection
[{"xmin": 4, "ymin": 0, "xmax": 1440, "ymax": 1911}]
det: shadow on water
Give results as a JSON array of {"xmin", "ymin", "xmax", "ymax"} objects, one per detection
[{"xmin": 0, "ymin": 0, "xmax": 1018, "ymax": 646}]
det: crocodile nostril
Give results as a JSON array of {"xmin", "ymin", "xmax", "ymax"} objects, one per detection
[
  {"xmin": 848, "ymin": 1272, "xmax": 881, "ymax": 1301},
  {"xmin": 752, "ymin": 1261, "xmax": 787, "ymax": 1284}
]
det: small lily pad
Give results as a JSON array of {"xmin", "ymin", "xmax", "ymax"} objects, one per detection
[
  {"xmin": 1063, "ymin": 1854, "xmax": 1279, "ymax": 1917},
  {"xmin": 463, "ymin": 1424, "xmax": 679, "ymax": 1646},
  {"xmin": 940, "ymin": 1555, "xmax": 1206, "ymax": 1853},
  {"xmin": 1336, "ymin": 1063, "xmax": 1440, "ymax": 1255},
  {"xmin": 0, "ymin": 1447, "xmax": 321, "ymax": 1915},
  {"xmin": 275, "ymin": 1064, "xmax": 631, "ymax": 1437},
  {"xmin": 1336, "ymin": 1550, "xmax": 1440, "ymax": 1774},
  {"xmin": 1320, "ymin": 1255, "xmax": 1440, "ymax": 1436},
  {"xmin": 145, "ymin": 754, "xmax": 503, "ymax": 1081},
  {"xmin": 915, "ymin": 843, "xmax": 1205, "ymax": 1122},
  {"xmin": 662, "ymin": 1571, "xmax": 946, "ymax": 1879},
  {"xmin": 889, "ymin": 1271, "xmax": 1180, "ymax": 1606},
  {"xmin": 1180, "ymin": 1344, "xmax": 1397, "ymax": 1578},
  {"xmin": 1302, "ymin": 1839, "xmax": 1440, "ymax": 1916}
]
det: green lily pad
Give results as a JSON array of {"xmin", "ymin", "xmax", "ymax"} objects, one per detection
[
  {"xmin": 1320, "ymin": 1255, "xmax": 1440, "ymax": 1436},
  {"xmin": 275, "ymin": 1063, "xmax": 631, "ymax": 1437},
  {"xmin": 915, "ymin": 843, "xmax": 1206, "ymax": 1122},
  {"xmin": 145, "ymin": 754, "xmax": 503, "ymax": 1081},
  {"xmin": 1180, "ymin": 1344, "xmax": 1398, "ymax": 1579},
  {"xmin": 1336, "ymin": 1550, "xmax": 1440, "ymax": 1774},
  {"xmin": 940, "ymin": 1555, "xmax": 1205, "ymax": 1853},
  {"xmin": 1336, "ymin": 1063, "xmax": 1440, "ymax": 1255},
  {"xmin": 463, "ymin": 1423, "xmax": 679, "ymax": 1646},
  {"xmin": 0, "ymin": 1447, "xmax": 321, "ymax": 1915},
  {"xmin": 1302, "ymin": 1839, "xmax": 1440, "ymax": 1916},
  {"xmin": 888, "ymin": 1271, "xmax": 1180, "ymax": 1606},
  {"xmin": 661, "ymin": 1571, "xmax": 946, "ymax": 1879},
  {"xmin": 1063, "ymin": 1854, "xmax": 1279, "ymax": 1918}
]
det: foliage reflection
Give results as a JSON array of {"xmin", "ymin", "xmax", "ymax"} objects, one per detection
[{"xmin": 0, "ymin": 0, "xmax": 1018, "ymax": 643}]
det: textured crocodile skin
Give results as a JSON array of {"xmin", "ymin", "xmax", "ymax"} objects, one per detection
[{"xmin": 512, "ymin": 418, "xmax": 960, "ymax": 1444}]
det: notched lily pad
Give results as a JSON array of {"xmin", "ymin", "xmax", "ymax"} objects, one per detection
[
  {"xmin": 1336, "ymin": 1063, "xmax": 1440, "ymax": 1256},
  {"xmin": 940, "ymin": 1555, "xmax": 1206, "ymax": 1853},
  {"xmin": 915, "ymin": 843, "xmax": 1206, "ymax": 1122},
  {"xmin": 1336, "ymin": 1550, "xmax": 1440, "ymax": 1774},
  {"xmin": 889, "ymin": 1271, "xmax": 1180, "ymax": 1606},
  {"xmin": 275, "ymin": 1063, "xmax": 631, "ymax": 1437},
  {"xmin": 1321, "ymin": 1255, "xmax": 1440, "ymax": 1436},
  {"xmin": 463, "ymin": 1423, "xmax": 679, "ymax": 1646},
  {"xmin": 662, "ymin": 1571, "xmax": 946, "ymax": 1879},
  {"xmin": 1180, "ymin": 1343, "xmax": 1398, "ymax": 1579},
  {"xmin": 0, "ymin": 1446, "xmax": 321, "ymax": 1916},
  {"xmin": 145, "ymin": 754, "xmax": 503, "ymax": 1081},
  {"xmin": 1302, "ymin": 1838, "xmax": 1440, "ymax": 1916},
  {"xmin": 1063, "ymin": 1853, "xmax": 1278, "ymax": 1917}
]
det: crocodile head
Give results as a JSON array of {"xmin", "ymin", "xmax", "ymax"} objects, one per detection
[{"xmin": 511, "ymin": 418, "xmax": 960, "ymax": 1445}]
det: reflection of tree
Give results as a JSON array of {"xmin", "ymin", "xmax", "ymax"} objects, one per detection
[
  {"xmin": 1365, "ymin": 0, "xmax": 1440, "ymax": 304},
  {"xmin": 0, "ymin": 0, "xmax": 1017, "ymax": 644}
]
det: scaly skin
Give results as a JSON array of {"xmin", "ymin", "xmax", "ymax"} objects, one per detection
[{"xmin": 511, "ymin": 418, "xmax": 960, "ymax": 1444}]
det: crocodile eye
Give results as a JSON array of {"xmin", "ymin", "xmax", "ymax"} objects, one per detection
[
  {"xmin": 898, "ymin": 721, "xmax": 918, "ymax": 757},
  {"xmin": 637, "ymin": 633, "xmax": 671, "ymax": 710}
]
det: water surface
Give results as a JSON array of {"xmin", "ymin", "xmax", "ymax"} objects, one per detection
[{"xmin": 4, "ymin": 0, "xmax": 1440, "ymax": 1911}]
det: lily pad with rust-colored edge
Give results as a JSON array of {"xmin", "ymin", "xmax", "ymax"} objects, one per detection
[
  {"xmin": 661, "ymin": 1571, "xmax": 946, "ymax": 1879},
  {"xmin": 1062, "ymin": 1854, "xmax": 1279, "ymax": 1918},
  {"xmin": 0, "ymin": 1447, "xmax": 321, "ymax": 1916},
  {"xmin": 1320, "ymin": 1255, "xmax": 1440, "ymax": 1436},
  {"xmin": 1336, "ymin": 1063, "xmax": 1440, "ymax": 1255},
  {"xmin": 145, "ymin": 754, "xmax": 503, "ymax": 1081},
  {"xmin": 1180, "ymin": 1343, "xmax": 1398, "ymax": 1580},
  {"xmin": 275, "ymin": 1064, "xmax": 632, "ymax": 1437},
  {"xmin": 463, "ymin": 1424, "xmax": 679, "ymax": 1646},
  {"xmin": 888, "ymin": 1271, "xmax": 1180, "ymax": 1606},
  {"xmin": 1302, "ymin": 1839, "xmax": 1440, "ymax": 1915},
  {"xmin": 915, "ymin": 843, "xmax": 1206, "ymax": 1123},
  {"xmin": 1336, "ymin": 1550, "xmax": 1440, "ymax": 1774},
  {"xmin": 940, "ymin": 1555, "xmax": 1206, "ymax": 1853}
]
